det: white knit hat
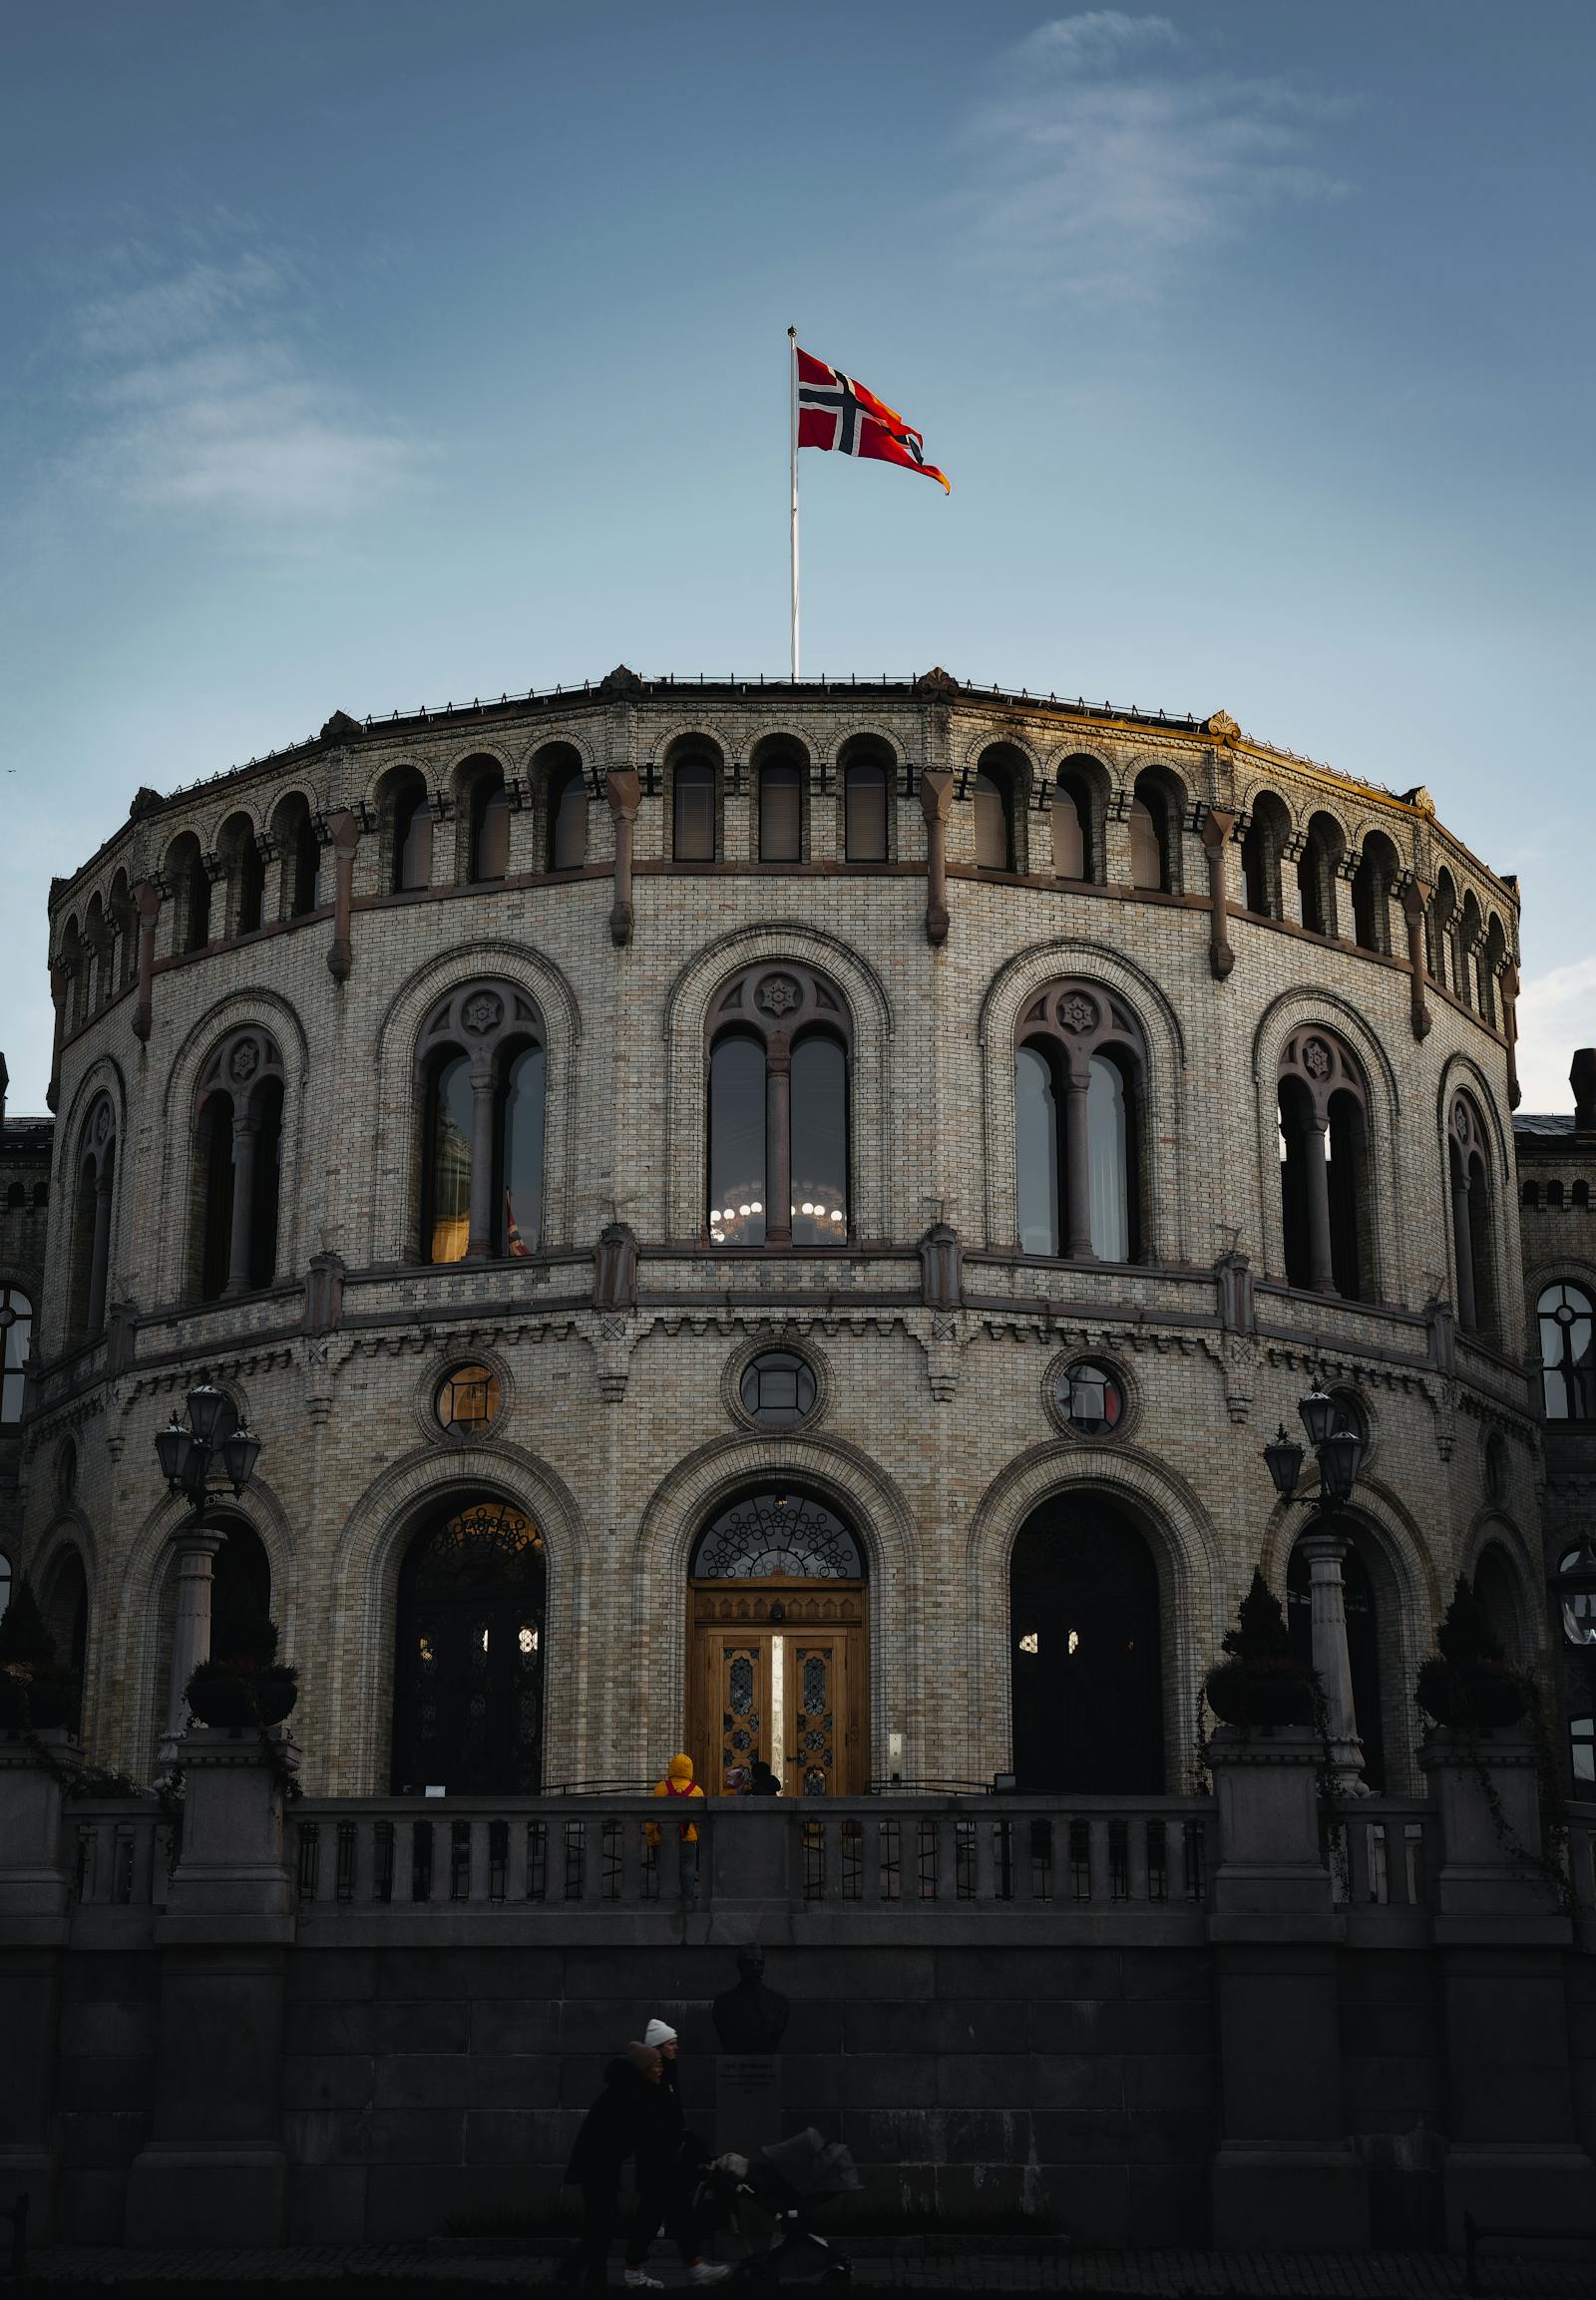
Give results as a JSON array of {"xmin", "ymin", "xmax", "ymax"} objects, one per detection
[{"xmin": 642, "ymin": 2018, "xmax": 677, "ymax": 2048}]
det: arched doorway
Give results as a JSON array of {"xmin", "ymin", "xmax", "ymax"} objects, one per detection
[
  {"xmin": 1009, "ymin": 1499, "xmax": 1164, "ymax": 1792},
  {"xmin": 391, "ymin": 1497, "xmax": 546, "ymax": 1794},
  {"xmin": 1288, "ymin": 1532, "xmax": 1387, "ymax": 1790},
  {"xmin": 687, "ymin": 1489, "xmax": 868, "ymax": 1797}
]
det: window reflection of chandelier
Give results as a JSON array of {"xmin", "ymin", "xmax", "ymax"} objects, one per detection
[{"xmin": 709, "ymin": 1176, "xmax": 846, "ymax": 1245}]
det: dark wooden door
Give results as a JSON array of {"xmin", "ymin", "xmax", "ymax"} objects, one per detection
[{"xmin": 1010, "ymin": 1506, "xmax": 1163, "ymax": 1792}]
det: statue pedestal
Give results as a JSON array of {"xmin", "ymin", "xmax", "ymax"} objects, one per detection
[{"xmin": 716, "ymin": 2054, "xmax": 782, "ymax": 2157}]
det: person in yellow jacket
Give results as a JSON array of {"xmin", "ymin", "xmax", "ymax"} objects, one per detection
[{"xmin": 645, "ymin": 1753, "xmax": 705, "ymax": 1905}]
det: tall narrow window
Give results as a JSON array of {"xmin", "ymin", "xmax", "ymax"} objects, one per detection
[
  {"xmin": 673, "ymin": 756, "xmax": 716, "ymax": 861},
  {"xmin": 237, "ymin": 837, "xmax": 265, "ymax": 933},
  {"xmin": 415, "ymin": 983, "xmax": 549, "ymax": 1265},
  {"xmin": 1448, "ymin": 1094, "xmax": 1495, "ymax": 1337},
  {"xmin": 194, "ymin": 1030, "xmax": 288, "ymax": 1301},
  {"xmin": 708, "ymin": 1033, "xmax": 767, "ymax": 1247},
  {"xmin": 1054, "ymin": 761, "xmax": 1101, "ymax": 882},
  {"xmin": 500, "ymin": 1044, "xmax": 545, "ymax": 1254},
  {"xmin": 249, "ymin": 1077, "xmax": 284, "ymax": 1288},
  {"xmin": 547, "ymin": 761, "xmax": 588, "ymax": 871},
  {"xmin": 391, "ymin": 774, "xmax": 432, "ymax": 893},
  {"xmin": 187, "ymin": 852, "xmax": 211, "ymax": 952},
  {"xmin": 790, "ymin": 1033, "xmax": 847, "ymax": 1242},
  {"xmin": 424, "ymin": 1053, "xmax": 473, "ymax": 1264},
  {"xmin": 758, "ymin": 756, "xmax": 803, "ymax": 863},
  {"xmin": 1052, "ymin": 783, "xmax": 1085, "ymax": 879},
  {"xmin": 471, "ymin": 772, "xmax": 510, "ymax": 882},
  {"xmin": 0, "ymin": 1288, "xmax": 32, "ymax": 1423},
  {"xmin": 1016, "ymin": 1044, "xmax": 1060, "ymax": 1256},
  {"xmin": 1087, "ymin": 1054, "xmax": 1131, "ymax": 1260},
  {"xmin": 1540, "ymin": 1284, "xmax": 1596, "ymax": 1422},
  {"xmin": 1277, "ymin": 1030, "xmax": 1371, "ymax": 1300},
  {"xmin": 289, "ymin": 809, "xmax": 321, "ymax": 916},
  {"xmin": 1351, "ymin": 834, "xmax": 1396, "ymax": 955},
  {"xmin": 68, "ymin": 1097, "xmax": 117, "ymax": 1342},
  {"xmin": 844, "ymin": 756, "xmax": 888, "ymax": 861},
  {"xmin": 974, "ymin": 768, "xmax": 1012, "ymax": 871},
  {"xmin": 199, "ymin": 1092, "xmax": 235, "ymax": 1301},
  {"xmin": 1127, "ymin": 799, "xmax": 1161, "ymax": 891}
]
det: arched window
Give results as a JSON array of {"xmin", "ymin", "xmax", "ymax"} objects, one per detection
[
  {"xmin": 68, "ymin": 1094, "xmax": 117, "ymax": 1342},
  {"xmin": 270, "ymin": 796, "xmax": 321, "ymax": 919},
  {"xmin": 219, "ymin": 813, "xmax": 263, "ymax": 937},
  {"xmin": 1538, "ymin": 1283, "xmax": 1594, "ymax": 1420},
  {"xmin": 1351, "ymin": 832, "xmax": 1398, "ymax": 956},
  {"xmin": 972, "ymin": 751, "xmax": 1016, "ymax": 872},
  {"xmin": 58, "ymin": 919, "xmax": 85, "ymax": 1035},
  {"xmin": 165, "ymin": 834, "xmax": 211, "ymax": 956},
  {"xmin": 1522, "ymin": 1180, "xmax": 1541, "ymax": 1209},
  {"xmin": 1240, "ymin": 792, "xmax": 1289, "ymax": 919},
  {"xmin": 706, "ymin": 964, "xmax": 850, "ymax": 1248},
  {"xmin": 386, "ymin": 770, "xmax": 433, "ymax": 893},
  {"xmin": 1548, "ymin": 1179, "xmax": 1565, "ymax": 1210},
  {"xmin": 111, "ymin": 874, "xmax": 137, "ymax": 994},
  {"xmin": 392, "ymin": 1497, "xmax": 546, "ymax": 1795},
  {"xmin": 1429, "ymin": 871, "xmax": 1458, "ymax": 994},
  {"xmin": 1052, "ymin": 757, "xmax": 1104, "ymax": 883},
  {"xmin": 755, "ymin": 739, "xmax": 806, "ymax": 864},
  {"xmin": 544, "ymin": 752, "xmax": 588, "ymax": 871},
  {"xmin": 194, "ymin": 1029, "xmax": 286, "ymax": 1301},
  {"xmin": 1277, "ymin": 1030, "xmax": 1372, "ymax": 1300},
  {"xmin": 1447, "ymin": 1094, "xmax": 1496, "ymax": 1337},
  {"xmin": 1297, "ymin": 813, "xmax": 1344, "ymax": 938},
  {"xmin": 1128, "ymin": 770, "xmax": 1182, "ymax": 894},
  {"xmin": 1014, "ymin": 981, "xmax": 1145, "ymax": 1263},
  {"xmin": 842, "ymin": 741, "xmax": 890, "ymax": 861},
  {"xmin": 83, "ymin": 896, "xmax": 108, "ymax": 1011},
  {"xmin": 1010, "ymin": 1499, "xmax": 1163, "ymax": 1793},
  {"xmin": 1459, "ymin": 892, "xmax": 1484, "ymax": 1015},
  {"xmin": 460, "ymin": 760, "xmax": 510, "ymax": 883},
  {"xmin": 1472, "ymin": 1548, "xmax": 1523, "ymax": 1665},
  {"xmin": 0, "ymin": 1287, "xmax": 32, "ymax": 1422},
  {"xmin": 1481, "ymin": 916, "xmax": 1506, "ymax": 1029},
  {"xmin": 671, "ymin": 750, "xmax": 718, "ymax": 862},
  {"xmin": 1577, "ymin": 1181, "xmax": 1592, "ymax": 1211},
  {"xmin": 416, "ymin": 983, "xmax": 546, "ymax": 1264}
]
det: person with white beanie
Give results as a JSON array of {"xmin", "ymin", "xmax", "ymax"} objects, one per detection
[{"xmin": 623, "ymin": 2017, "xmax": 727, "ymax": 2287}]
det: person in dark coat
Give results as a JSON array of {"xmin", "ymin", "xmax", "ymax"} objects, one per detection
[
  {"xmin": 626, "ymin": 2020, "xmax": 727, "ymax": 2285},
  {"xmin": 564, "ymin": 2043, "xmax": 666, "ymax": 2289},
  {"xmin": 747, "ymin": 1758, "xmax": 780, "ymax": 1796}
]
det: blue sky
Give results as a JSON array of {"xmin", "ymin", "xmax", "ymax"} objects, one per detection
[{"xmin": 2, "ymin": 0, "xmax": 1591, "ymax": 1110}]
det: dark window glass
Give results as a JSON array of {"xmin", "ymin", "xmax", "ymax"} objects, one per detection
[
  {"xmin": 1278, "ymin": 1078, "xmax": 1314, "ymax": 1289},
  {"xmin": 247, "ymin": 1077, "xmax": 283, "ymax": 1290},
  {"xmin": 1058, "ymin": 1358, "xmax": 1123, "ymax": 1437},
  {"xmin": 692, "ymin": 1490, "xmax": 862, "ymax": 1579},
  {"xmin": 974, "ymin": 769, "xmax": 1010, "ymax": 870},
  {"xmin": 674, "ymin": 759, "xmax": 716, "ymax": 861},
  {"xmin": 739, "ymin": 1350, "xmax": 817, "ymax": 1425},
  {"xmin": 1087, "ymin": 1054, "xmax": 1130, "ymax": 1261},
  {"xmin": 500, "ymin": 1044, "xmax": 544, "ymax": 1255},
  {"xmin": 760, "ymin": 760, "xmax": 803, "ymax": 862},
  {"xmin": 424, "ymin": 1053, "xmax": 473, "ymax": 1264},
  {"xmin": 1540, "ymin": 1283, "xmax": 1595, "ymax": 1420},
  {"xmin": 0, "ymin": 1288, "xmax": 33, "ymax": 1423},
  {"xmin": 845, "ymin": 760, "xmax": 888, "ymax": 860},
  {"xmin": 1573, "ymin": 1716, "xmax": 1595, "ymax": 1786},
  {"xmin": 237, "ymin": 840, "xmax": 265, "ymax": 934},
  {"xmin": 393, "ymin": 779, "xmax": 432, "ymax": 892},
  {"xmin": 186, "ymin": 853, "xmax": 211, "ymax": 951},
  {"xmin": 1473, "ymin": 1550, "xmax": 1520, "ymax": 1663},
  {"xmin": 1466, "ymin": 1158, "xmax": 1495, "ymax": 1335},
  {"xmin": 473, "ymin": 777, "xmax": 510, "ymax": 881},
  {"xmin": 1052, "ymin": 784, "xmax": 1085, "ymax": 878},
  {"xmin": 708, "ymin": 1033, "xmax": 766, "ymax": 1245},
  {"xmin": 392, "ymin": 1500, "xmax": 545, "ymax": 1795},
  {"xmin": 549, "ymin": 766, "xmax": 588, "ymax": 870},
  {"xmin": 291, "ymin": 815, "xmax": 320, "ymax": 915},
  {"xmin": 200, "ymin": 1093, "xmax": 235, "ymax": 1302},
  {"xmin": 1327, "ymin": 1089, "xmax": 1367, "ymax": 1302},
  {"xmin": 790, "ymin": 1033, "xmax": 847, "ymax": 1243},
  {"xmin": 1128, "ymin": 798, "xmax": 1162, "ymax": 892},
  {"xmin": 1299, "ymin": 839, "xmax": 1329, "ymax": 935},
  {"xmin": 1009, "ymin": 1502, "xmax": 1163, "ymax": 1793},
  {"xmin": 1016, "ymin": 1043, "xmax": 1059, "ymax": 1256},
  {"xmin": 1242, "ymin": 818, "xmax": 1271, "ymax": 915}
]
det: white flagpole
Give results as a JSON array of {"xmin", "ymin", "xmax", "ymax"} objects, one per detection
[{"xmin": 788, "ymin": 325, "xmax": 799, "ymax": 681}]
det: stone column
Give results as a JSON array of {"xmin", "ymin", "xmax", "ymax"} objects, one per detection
[
  {"xmin": 1418, "ymin": 1728, "xmax": 1596, "ymax": 2244},
  {"xmin": 466, "ymin": 1060, "xmax": 497, "ymax": 1260},
  {"xmin": 133, "ymin": 880, "xmax": 161, "ymax": 1043},
  {"xmin": 163, "ymin": 1529, "xmax": 224, "ymax": 1756},
  {"xmin": 1304, "ymin": 1111, "xmax": 1336, "ymax": 1295},
  {"xmin": 1061, "ymin": 1073, "xmax": 1094, "ymax": 1260},
  {"xmin": 1201, "ymin": 807, "xmax": 1237, "ymax": 980},
  {"xmin": 1450, "ymin": 1160, "xmax": 1477, "ymax": 1334},
  {"xmin": 919, "ymin": 769, "xmax": 953, "ymax": 946},
  {"xmin": 126, "ymin": 1729, "xmax": 293, "ymax": 2247},
  {"xmin": 1400, "ymin": 879, "xmax": 1432, "ymax": 1041},
  {"xmin": 605, "ymin": 768, "xmax": 640, "ymax": 947},
  {"xmin": 1297, "ymin": 1520, "xmax": 1367, "ymax": 1794},
  {"xmin": 325, "ymin": 809, "xmax": 360, "ymax": 982},
  {"xmin": 0, "ymin": 1737, "xmax": 74, "ymax": 2242},
  {"xmin": 1206, "ymin": 1726, "xmax": 1367, "ymax": 2249},
  {"xmin": 765, "ymin": 1033, "xmax": 792, "ymax": 1248},
  {"xmin": 86, "ymin": 1166, "xmax": 114, "ymax": 1336},
  {"xmin": 223, "ymin": 1111, "xmax": 258, "ymax": 1297}
]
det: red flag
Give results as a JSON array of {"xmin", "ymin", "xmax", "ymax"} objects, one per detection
[
  {"xmin": 505, "ymin": 1191, "xmax": 532, "ymax": 1258},
  {"xmin": 795, "ymin": 347, "xmax": 950, "ymax": 493}
]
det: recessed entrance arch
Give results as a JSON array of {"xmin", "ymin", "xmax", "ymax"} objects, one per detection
[
  {"xmin": 391, "ymin": 1496, "xmax": 546, "ymax": 1794},
  {"xmin": 1009, "ymin": 1497, "xmax": 1164, "ymax": 1792},
  {"xmin": 687, "ymin": 1488, "xmax": 868, "ymax": 1797}
]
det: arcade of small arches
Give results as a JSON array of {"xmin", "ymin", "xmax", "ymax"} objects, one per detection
[
  {"xmin": 51, "ymin": 737, "xmax": 1515, "ymax": 1043},
  {"xmin": 52, "ymin": 963, "xmax": 1513, "ymax": 1357}
]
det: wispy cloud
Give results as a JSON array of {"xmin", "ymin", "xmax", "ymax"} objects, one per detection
[
  {"xmin": 1515, "ymin": 956, "xmax": 1596, "ymax": 1115},
  {"xmin": 954, "ymin": 12, "xmax": 1354, "ymax": 303},
  {"xmin": 61, "ymin": 230, "xmax": 417, "ymax": 525}
]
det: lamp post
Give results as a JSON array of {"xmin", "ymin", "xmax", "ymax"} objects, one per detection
[
  {"xmin": 155, "ymin": 1382, "xmax": 263, "ymax": 1761},
  {"xmin": 1263, "ymin": 1387, "xmax": 1373, "ymax": 1797}
]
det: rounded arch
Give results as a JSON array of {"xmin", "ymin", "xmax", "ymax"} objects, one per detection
[
  {"xmin": 326, "ymin": 1439, "xmax": 592, "ymax": 1794},
  {"xmin": 1462, "ymin": 1514, "xmax": 1541, "ymax": 1666},
  {"xmin": 1250, "ymin": 991, "xmax": 1402, "ymax": 1306},
  {"xmin": 833, "ymin": 722, "xmax": 909, "ymax": 776},
  {"xmin": 1238, "ymin": 785, "xmax": 1294, "ymax": 921},
  {"xmin": 1437, "ymin": 1054, "xmax": 1516, "ymax": 1350},
  {"xmin": 1048, "ymin": 751, "xmax": 1112, "ymax": 884},
  {"xmin": 529, "ymin": 740, "xmax": 593, "ymax": 874},
  {"xmin": 659, "ymin": 729, "xmax": 728, "ymax": 865},
  {"xmin": 1126, "ymin": 759, "xmax": 1189, "ymax": 895},
  {"xmin": 451, "ymin": 750, "xmax": 513, "ymax": 885},
  {"xmin": 979, "ymin": 940, "xmax": 1187, "ymax": 1262},
  {"xmin": 963, "ymin": 738, "xmax": 1033, "ymax": 873},
  {"xmin": 837, "ymin": 730, "xmax": 900, "ymax": 863},
  {"xmin": 963, "ymin": 1440, "xmax": 1225, "ymax": 1792},
  {"xmin": 369, "ymin": 943, "xmax": 582, "ymax": 1266},
  {"xmin": 749, "ymin": 730, "xmax": 814, "ymax": 865},
  {"xmin": 1351, "ymin": 829, "xmax": 1400, "ymax": 957},
  {"xmin": 629, "ymin": 1427, "xmax": 919, "ymax": 1784},
  {"xmin": 161, "ymin": 830, "xmax": 212, "ymax": 958},
  {"xmin": 662, "ymin": 926, "xmax": 893, "ymax": 1245}
]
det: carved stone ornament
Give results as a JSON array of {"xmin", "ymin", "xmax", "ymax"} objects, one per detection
[
  {"xmin": 1303, "ymin": 1037, "xmax": 1332, "ymax": 1080},
  {"xmin": 228, "ymin": 1038, "xmax": 261, "ymax": 1083},
  {"xmin": 1206, "ymin": 709, "xmax": 1241, "ymax": 744},
  {"xmin": 92, "ymin": 1100, "xmax": 114, "ymax": 1147},
  {"xmin": 1059, "ymin": 992, "xmax": 1099, "ymax": 1036},
  {"xmin": 463, "ymin": 991, "xmax": 505, "ymax": 1036},
  {"xmin": 756, "ymin": 973, "xmax": 802, "ymax": 1018}
]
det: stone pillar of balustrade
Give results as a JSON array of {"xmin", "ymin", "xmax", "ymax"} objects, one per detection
[
  {"xmin": 126, "ymin": 1727, "xmax": 295, "ymax": 2248},
  {"xmin": 1418, "ymin": 1725, "xmax": 1596, "ymax": 2245},
  {"xmin": 1206, "ymin": 1725, "xmax": 1370, "ymax": 2250},
  {"xmin": 0, "ymin": 1733, "xmax": 75, "ymax": 2241},
  {"xmin": 705, "ymin": 1799, "xmax": 793, "ymax": 1931}
]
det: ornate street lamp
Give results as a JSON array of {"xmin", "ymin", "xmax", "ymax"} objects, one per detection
[{"xmin": 1259, "ymin": 1383, "xmax": 1373, "ymax": 1796}]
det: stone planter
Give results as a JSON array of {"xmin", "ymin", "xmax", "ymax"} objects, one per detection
[
  {"xmin": 1415, "ymin": 1657, "xmax": 1530, "ymax": 1729},
  {"xmin": 186, "ymin": 1663, "xmax": 299, "ymax": 1729},
  {"xmin": 1204, "ymin": 1659, "xmax": 1317, "ymax": 1728}
]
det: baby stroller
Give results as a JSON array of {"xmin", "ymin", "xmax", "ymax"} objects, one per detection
[{"xmin": 706, "ymin": 2127, "xmax": 860, "ymax": 2286}]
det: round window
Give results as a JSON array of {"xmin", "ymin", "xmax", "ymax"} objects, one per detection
[
  {"xmin": 739, "ymin": 1349, "xmax": 816, "ymax": 1426},
  {"xmin": 1329, "ymin": 1389, "xmax": 1371, "ymax": 1446},
  {"xmin": 436, "ymin": 1362, "xmax": 502, "ymax": 1435},
  {"xmin": 1058, "ymin": 1359, "xmax": 1124, "ymax": 1437},
  {"xmin": 1483, "ymin": 1429, "xmax": 1509, "ymax": 1507}
]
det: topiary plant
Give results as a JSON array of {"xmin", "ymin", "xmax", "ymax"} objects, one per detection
[
  {"xmin": 1204, "ymin": 1568, "xmax": 1320, "ymax": 1728},
  {"xmin": 186, "ymin": 1581, "xmax": 298, "ymax": 1729},
  {"xmin": 1416, "ymin": 1574, "xmax": 1531, "ymax": 1729}
]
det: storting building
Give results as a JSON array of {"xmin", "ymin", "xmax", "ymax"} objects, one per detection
[{"xmin": 6, "ymin": 667, "xmax": 1596, "ymax": 2258}]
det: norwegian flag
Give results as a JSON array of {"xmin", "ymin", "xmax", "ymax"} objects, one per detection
[
  {"xmin": 796, "ymin": 346, "xmax": 950, "ymax": 493},
  {"xmin": 505, "ymin": 1191, "xmax": 532, "ymax": 1259}
]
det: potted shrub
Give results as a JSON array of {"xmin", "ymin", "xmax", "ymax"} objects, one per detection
[
  {"xmin": 1204, "ymin": 1568, "xmax": 1320, "ymax": 1728},
  {"xmin": 1416, "ymin": 1575, "xmax": 1531, "ymax": 1730},
  {"xmin": 0, "ymin": 1577, "xmax": 79, "ymax": 1732},
  {"xmin": 186, "ymin": 1583, "xmax": 298, "ymax": 1730}
]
